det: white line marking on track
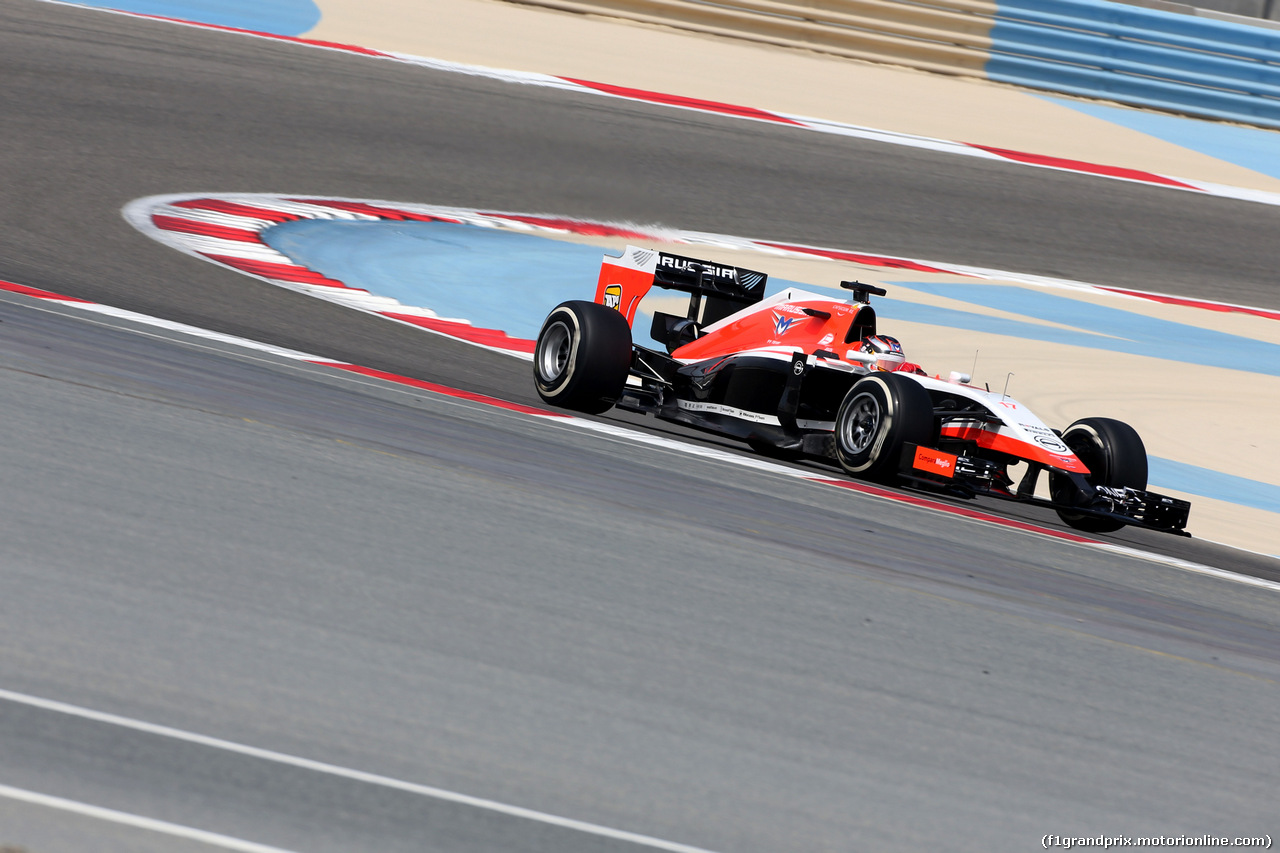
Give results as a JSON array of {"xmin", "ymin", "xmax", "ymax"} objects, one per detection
[
  {"xmin": 37, "ymin": 0, "xmax": 1280, "ymax": 208},
  {"xmin": 70, "ymin": 302, "xmax": 346, "ymax": 363},
  {"xmin": 3, "ymin": 283, "xmax": 1275, "ymax": 589},
  {"xmin": 0, "ymin": 688, "xmax": 722, "ymax": 853},
  {"xmin": 1091, "ymin": 544, "xmax": 1280, "ymax": 592},
  {"xmin": 0, "ymin": 782, "xmax": 300, "ymax": 853}
]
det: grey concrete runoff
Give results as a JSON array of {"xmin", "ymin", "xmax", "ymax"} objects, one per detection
[{"xmin": 0, "ymin": 292, "xmax": 1277, "ymax": 852}]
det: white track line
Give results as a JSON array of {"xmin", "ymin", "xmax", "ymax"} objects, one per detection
[
  {"xmin": 4, "ymin": 281, "xmax": 1276, "ymax": 588},
  {"xmin": 37, "ymin": 0, "xmax": 1280, "ymax": 208},
  {"xmin": 1090, "ymin": 544, "xmax": 1280, "ymax": 591},
  {"xmin": 0, "ymin": 782, "xmax": 299, "ymax": 853},
  {"xmin": 0, "ymin": 688, "xmax": 720, "ymax": 853}
]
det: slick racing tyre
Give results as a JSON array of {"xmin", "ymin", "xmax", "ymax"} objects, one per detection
[
  {"xmin": 833, "ymin": 373, "xmax": 933, "ymax": 482},
  {"xmin": 534, "ymin": 300, "xmax": 632, "ymax": 414},
  {"xmin": 1050, "ymin": 417, "xmax": 1148, "ymax": 533}
]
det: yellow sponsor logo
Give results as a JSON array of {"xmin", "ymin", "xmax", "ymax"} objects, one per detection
[{"xmin": 604, "ymin": 284, "xmax": 622, "ymax": 311}]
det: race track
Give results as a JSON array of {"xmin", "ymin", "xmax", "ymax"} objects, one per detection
[{"xmin": 1, "ymin": 1, "xmax": 1278, "ymax": 850}]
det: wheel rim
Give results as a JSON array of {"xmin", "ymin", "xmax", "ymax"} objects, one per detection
[
  {"xmin": 840, "ymin": 392, "xmax": 881, "ymax": 454},
  {"xmin": 537, "ymin": 320, "xmax": 572, "ymax": 383}
]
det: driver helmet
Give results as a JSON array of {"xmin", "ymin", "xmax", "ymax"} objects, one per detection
[{"xmin": 860, "ymin": 334, "xmax": 907, "ymax": 370}]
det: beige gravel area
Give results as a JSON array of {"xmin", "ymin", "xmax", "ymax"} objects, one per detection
[{"xmin": 310, "ymin": 0, "xmax": 1280, "ymax": 192}]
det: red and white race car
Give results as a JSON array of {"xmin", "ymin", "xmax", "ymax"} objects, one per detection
[{"xmin": 533, "ymin": 246, "xmax": 1190, "ymax": 535}]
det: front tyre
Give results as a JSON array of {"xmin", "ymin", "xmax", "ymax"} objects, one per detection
[
  {"xmin": 1050, "ymin": 417, "xmax": 1148, "ymax": 533},
  {"xmin": 833, "ymin": 373, "xmax": 933, "ymax": 482},
  {"xmin": 533, "ymin": 300, "xmax": 632, "ymax": 414}
]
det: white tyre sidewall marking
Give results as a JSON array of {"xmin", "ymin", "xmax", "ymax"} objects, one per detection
[
  {"xmin": 839, "ymin": 375, "xmax": 895, "ymax": 474},
  {"xmin": 538, "ymin": 306, "xmax": 583, "ymax": 399}
]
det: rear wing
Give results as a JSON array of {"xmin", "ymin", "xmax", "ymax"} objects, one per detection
[{"xmin": 594, "ymin": 246, "xmax": 767, "ymax": 329}]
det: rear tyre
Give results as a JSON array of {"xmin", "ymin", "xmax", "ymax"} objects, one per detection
[
  {"xmin": 1050, "ymin": 417, "xmax": 1148, "ymax": 532},
  {"xmin": 534, "ymin": 300, "xmax": 632, "ymax": 414},
  {"xmin": 833, "ymin": 373, "xmax": 933, "ymax": 482}
]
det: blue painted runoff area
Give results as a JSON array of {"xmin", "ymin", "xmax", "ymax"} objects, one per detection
[
  {"xmin": 889, "ymin": 282, "xmax": 1280, "ymax": 378},
  {"xmin": 1038, "ymin": 96, "xmax": 1280, "ymax": 181},
  {"xmin": 1148, "ymin": 457, "xmax": 1280, "ymax": 515},
  {"xmin": 64, "ymin": 0, "xmax": 320, "ymax": 35},
  {"xmin": 263, "ymin": 220, "xmax": 606, "ymax": 341},
  {"xmin": 262, "ymin": 218, "xmax": 1279, "ymax": 514}
]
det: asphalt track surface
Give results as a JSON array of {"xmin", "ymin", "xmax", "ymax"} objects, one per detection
[
  {"xmin": 2, "ymin": 1, "xmax": 1279, "ymax": 850},
  {"xmin": 3, "ymin": 291, "xmax": 1279, "ymax": 852}
]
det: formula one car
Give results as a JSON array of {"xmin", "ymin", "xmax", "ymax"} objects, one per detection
[{"xmin": 533, "ymin": 246, "xmax": 1191, "ymax": 535}]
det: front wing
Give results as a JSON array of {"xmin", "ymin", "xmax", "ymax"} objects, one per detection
[{"xmin": 898, "ymin": 443, "xmax": 1192, "ymax": 535}]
